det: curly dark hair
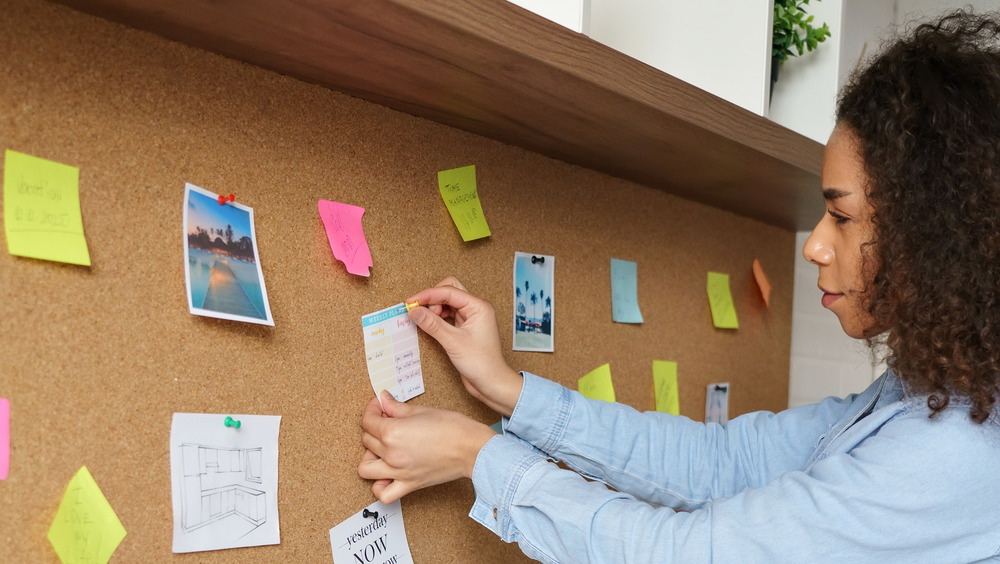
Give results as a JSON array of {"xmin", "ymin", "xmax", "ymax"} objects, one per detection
[{"xmin": 836, "ymin": 10, "xmax": 1000, "ymax": 423}]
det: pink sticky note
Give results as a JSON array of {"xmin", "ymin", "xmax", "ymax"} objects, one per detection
[
  {"xmin": 318, "ymin": 200, "xmax": 373, "ymax": 277},
  {"xmin": 0, "ymin": 398, "xmax": 9, "ymax": 480}
]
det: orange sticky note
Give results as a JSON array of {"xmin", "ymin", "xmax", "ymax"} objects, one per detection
[{"xmin": 753, "ymin": 258, "xmax": 772, "ymax": 308}]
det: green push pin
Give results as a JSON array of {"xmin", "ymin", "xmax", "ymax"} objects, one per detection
[{"xmin": 224, "ymin": 416, "xmax": 241, "ymax": 429}]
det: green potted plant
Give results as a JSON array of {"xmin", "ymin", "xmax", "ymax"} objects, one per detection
[{"xmin": 772, "ymin": 0, "xmax": 831, "ymax": 94}]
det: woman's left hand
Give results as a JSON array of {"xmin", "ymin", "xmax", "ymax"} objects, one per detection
[{"xmin": 358, "ymin": 392, "xmax": 496, "ymax": 504}]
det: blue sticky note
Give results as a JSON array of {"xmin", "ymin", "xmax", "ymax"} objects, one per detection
[{"xmin": 611, "ymin": 258, "xmax": 643, "ymax": 323}]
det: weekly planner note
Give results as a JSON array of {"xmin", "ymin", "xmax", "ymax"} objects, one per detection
[{"xmin": 363, "ymin": 304, "xmax": 424, "ymax": 405}]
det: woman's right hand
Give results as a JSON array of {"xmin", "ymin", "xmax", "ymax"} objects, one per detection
[{"xmin": 405, "ymin": 276, "xmax": 523, "ymax": 417}]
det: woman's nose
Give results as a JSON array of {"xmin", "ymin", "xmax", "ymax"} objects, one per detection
[{"xmin": 803, "ymin": 227, "xmax": 834, "ymax": 266}]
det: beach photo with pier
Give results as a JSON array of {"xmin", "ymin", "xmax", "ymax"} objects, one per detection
[{"xmin": 183, "ymin": 183, "xmax": 273, "ymax": 326}]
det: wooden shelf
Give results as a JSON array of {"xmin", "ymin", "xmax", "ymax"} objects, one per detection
[{"xmin": 54, "ymin": 0, "xmax": 825, "ymax": 230}]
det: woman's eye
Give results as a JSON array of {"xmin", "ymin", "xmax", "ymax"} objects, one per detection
[{"xmin": 827, "ymin": 210, "xmax": 850, "ymax": 224}]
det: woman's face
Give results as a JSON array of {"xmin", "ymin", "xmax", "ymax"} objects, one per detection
[{"xmin": 803, "ymin": 126, "xmax": 876, "ymax": 339}]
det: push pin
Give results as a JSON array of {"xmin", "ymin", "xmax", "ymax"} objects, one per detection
[
  {"xmin": 405, "ymin": 300, "xmax": 419, "ymax": 312},
  {"xmin": 362, "ymin": 508, "xmax": 379, "ymax": 520},
  {"xmin": 224, "ymin": 416, "xmax": 241, "ymax": 429},
  {"xmin": 218, "ymin": 193, "xmax": 235, "ymax": 205},
  {"xmin": 531, "ymin": 255, "xmax": 544, "ymax": 264}
]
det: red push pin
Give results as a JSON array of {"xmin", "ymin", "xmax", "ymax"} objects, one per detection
[{"xmin": 218, "ymin": 193, "xmax": 235, "ymax": 205}]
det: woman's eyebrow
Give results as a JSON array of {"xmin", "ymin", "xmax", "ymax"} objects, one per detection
[{"xmin": 822, "ymin": 188, "xmax": 852, "ymax": 201}]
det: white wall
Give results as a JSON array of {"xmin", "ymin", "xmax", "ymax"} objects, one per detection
[
  {"xmin": 896, "ymin": 0, "xmax": 1000, "ymax": 24},
  {"xmin": 587, "ymin": 0, "xmax": 773, "ymax": 116},
  {"xmin": 506, "ymin": 0, "xmax": 591, "ymax": 33}
]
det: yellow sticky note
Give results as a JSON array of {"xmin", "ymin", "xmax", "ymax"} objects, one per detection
[
  {"xmin": 437, "ymin": 165, "xmax": 491, "ymax": 241},
  {"xmin": 652, "ymin": 360, "xmax": 680, "ymax": 415},
  {"xmin": 3, "ymin": 150, "xmax": 91, "ymax": 265},
  {"xmin": 578, "ymin": 363, "xmax": 616, "ymax": 402},
  {"xmin": 707, "ymin": 272, "xmax": 739, "ymax": 329},
  {"xmin": 48, "ymin": 466, "xmax": 126, "ymax": 564}
]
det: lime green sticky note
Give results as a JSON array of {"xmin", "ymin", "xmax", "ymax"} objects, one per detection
[
  {"xmin": 3, "ymin": 150, "xmax": 90, "ymax": 265},
  {"xmin": 48, "ymin": 466, "xmax": 126, "ymax": 564},
  {"xmin": 653, "ymin": 360, "xmax": 680, "ymax": 415},
  {"xmin": 707, "ymin": 272, "xmax": 738, "ymax": 329},
  {"xmin": 578, "ymin": 363, "xmax": 616, "ymax": 403},
  {"xmin": 437, "ymin": 165, "xmax": 491, "ymax": 241}
]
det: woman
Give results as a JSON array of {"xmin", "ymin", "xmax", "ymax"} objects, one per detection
[{"xmin": 359, "ymin": 11, "xmax": 1000, "ymax": 562}]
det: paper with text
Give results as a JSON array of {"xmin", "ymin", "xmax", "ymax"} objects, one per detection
[
  {"xmin": 437, "ymin": 165, "xmax": 491, "ymax": 241},
  {"xmin": 3, "ymin": 150, "xmax": 91, "ymax": 265},
  {"xmin": 318, "ymin": 200, "xmax": 373, "ymax": 276},
  {"xmin": 47, "ymin": 466, "xmax": 126, "ymax": 564},
  {"xmin": 0, "ymin": 398, "xmax": 8, "ymax": 480},
  {"xmin": 611, "ymin": 258, "xmax": 643, "ymax": 323},
  {"xmin": 578, "ymin": 363, "xmax": 616, "ymax": 403},
  {"xmin": 652, "ymin": 361, "xmax": 679, "ymax": 415},
  {"xmin": 706, "ymin": 383, "xmax": 730, "ymax": 424},
  {"xmin": 169, "ymin": 413, "xmax": 281, "ymax": 553},
  {"xmin": 707, "ymin": 272, "xmax": 739, "ymax": 329},
  {"xmin": 363, "ymin": 304, "xmax": 424, "ymax": 405},
  {"xmin": 329, "ymin": 500, "xmax": 413, "ymax": 564},
  {"xmin": 753, "ymin": 258, "xmax": 772, "ymax": 308}
]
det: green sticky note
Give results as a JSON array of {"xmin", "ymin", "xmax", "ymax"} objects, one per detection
[
  {"xmin": 652, "ymin": 360, "xmax": 680, "ymax": 415},
  {"xmin": 48, "ymin": 466, "xmax": 126, "ymax": 564},
  {"xmin": 3, "ymin": 150, "xmax": 90, "ymax": 265},
  {"xmin": 437, "ymin": 165, "xmax": 491, "ymax": 241},
  {"xmin": 707, "ymin": 272, "xmax": 738, "ymax": 329},
  {"xmin": 578, "ymin": 363, "xmax": 616, "ymax": 403}
]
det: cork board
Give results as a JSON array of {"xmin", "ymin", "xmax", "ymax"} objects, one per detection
[{"xmin": 0, "ymin": 0, "xmax": 796, "ymax": 562}]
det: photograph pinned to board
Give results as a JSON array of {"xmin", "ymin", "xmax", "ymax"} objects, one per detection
[
  {"xmin": 183, "ymin": 183, "xmax": 274, "ymax": 325},
  {"xmin": 169, "ymin": 413, "xmax": 282, "ymax": 554},
  {"xmin": 329, "ymin": 499, "xmax": 414, "ymax": 564},
  {"xmin": 513, "ymin": 251, "xmax": 554, "ymax": 352}
]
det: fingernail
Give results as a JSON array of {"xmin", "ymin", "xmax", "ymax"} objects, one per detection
[{"xmin": 409, "ymin": 307, "xmax": 425, "ymax": 322}]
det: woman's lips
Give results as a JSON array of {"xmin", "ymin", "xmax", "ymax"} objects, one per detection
[{"xmin": 821, "ymin": 292, "xmax": 843, "ymax": 308}]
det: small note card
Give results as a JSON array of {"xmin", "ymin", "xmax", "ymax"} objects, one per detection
[
  {"xmin": 3, "ymin": 149, "xmax": 91, "ymax": 265},
  {"xmin": 611, "ymin": 258, "xmax": 643, "ymax": 323},
  {"xmin": 707, "ymin": 272, "xmax": 739, "ymax": 329},
  {"xmin": 578, "ymin": 363, "xmax": 616, "ymax": 403},
  {"xmin": 363, "ymin": 303, "xmax": 424, "ymax": 404},
  {"xmin": 48, "ymin": 466, "xmax": 127, "ymax": 564},
  {"xmin": 652, "ymin": 360, "xmax": 679, "ymax": 415},
  {"xmin": 706, "ymin": 382, "xmax": 730, "ymax": 424},
  {"xmin": 329, "ymin": 500, "xmax": 413, "ymax": 564},
  {"xmin": 437, "ymin": 165, "xmax": 491, "ymax": 242},
  {"xmin": 318, "ymin": 200, "xmax": 373, "ymax": 277}
]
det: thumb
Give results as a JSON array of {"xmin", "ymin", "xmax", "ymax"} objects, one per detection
[
  {"xmin": 409, "ymin": 306, "xmax": 455, "ymax": 347},
  {"xmin": 380, "ymin": 390, "xmax": 411, "ymax": 418}
]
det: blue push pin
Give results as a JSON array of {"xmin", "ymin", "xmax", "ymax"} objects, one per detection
[{"xmin": 224, "ymin": 416, "xmax": 241, "ymax": 429}]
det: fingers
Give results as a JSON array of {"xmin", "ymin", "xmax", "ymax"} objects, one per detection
[
  {"xmin": 379, "ymin": 390, "xmax": 411, "ymax": 419},
  {"xmin": 408, "ymin": 304, "xmax": 459, "ymax": 347},
  {"xmin": 361, "ymin": 432, "xmax": 384, "ymax": 456},
  {"xmin": 357, "ymin": 450, "xmax": 393, "ymax": 480},
  {"xmin": 375, "ymin": 478, "xmax": 411, "ymax": 505},
  {"xmin": 361, "ymin": 396, "xmax": 388, "ymax": 435},
  {"xmin": 435, "ymin": 275, "xmax": 468, "ymax": 292},
  {"xmin": 406, "ymin": 283, "xmax": 476, "ymax": 313}
]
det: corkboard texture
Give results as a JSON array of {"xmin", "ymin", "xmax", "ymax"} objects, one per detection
[{"xmin": 0, "ymin": 0, "xmax": 796, "ymax": 561}]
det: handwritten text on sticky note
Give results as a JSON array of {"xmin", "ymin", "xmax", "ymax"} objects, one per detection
[
  {"xmin": 48, "ymin": 466, "xmax": 127, "ymax": 564},
  {"xmin": 3, "ymin": 150, "xmax": 91, "ymax": 265},
  {"xmin": 437, "ymin": 165, "xmax": 491, "ymax": 242},
  {"xmin": 652, "ymin": 361, "xmax": 679, "ymax": 415},
  {"xmin": 707, "ymin": 272, "xmax": 739, "ymax": 329},
  {"xmin": 318, "ymin": 200, "xmax": 373, "ymax": 276},
  {"xmin": 578, "ymin": 363, "xmax": 616, "ymax": 403}
]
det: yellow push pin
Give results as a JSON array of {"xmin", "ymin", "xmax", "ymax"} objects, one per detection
[{"xmin": 405, "ymin": 300, "xmax": 419, "ymax": 312}]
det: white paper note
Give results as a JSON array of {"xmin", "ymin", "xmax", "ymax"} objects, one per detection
[
  {"xmin": 329, "ymin": 500, "xmax": 413, "ymax": 564},
  {"xmin": 169, "ymin": 413, "xmax": 281, "ymax": 553},
  {"xmin": 362, "ymin": 303, "xmax": 424, "ymax": 404}
]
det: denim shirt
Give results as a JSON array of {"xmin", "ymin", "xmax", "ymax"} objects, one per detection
[{"xmin": 469, "ymin": 371, "xmax": 1000, "ymax": 563}]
